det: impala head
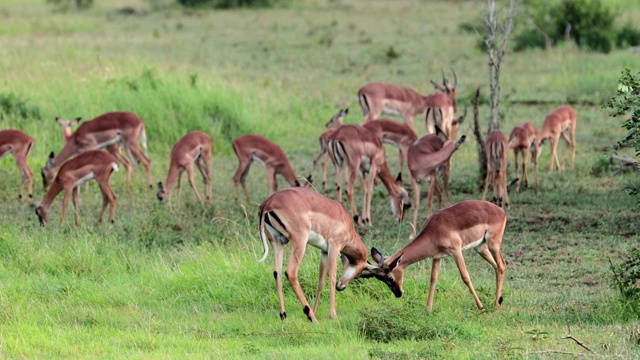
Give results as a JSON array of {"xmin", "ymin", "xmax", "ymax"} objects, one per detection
[
  {"xmin": 391, "ymin": 173, "xmax": 411, "ymax": 223},
  {"xmin": 56, "ymin": 116, "xmax": 81, "ymax": 142},
  {"xmin": 156, "ymin": 181, "xmax": 167, "ymax": 202},
  {"xmin": 41, "ymin": 152, "xmax": 56, "ymax": 190},
  {"xmin": 336, "ymin": 252, "xmax": 369, "ymax": 291},
  {"xmin": 34, "ymin": 203, "xmax": 47, "ymax": 227},
  {"xmin": 325, "ymin": 108, "xmax": 348, "ymax": 128},
  {"xmin": 360, "ymin": 247, "xmax": 405, "ymax": 297},
  {"xmin": 430, "ymin": 68, "xmax": 458, "ymax": 111}
]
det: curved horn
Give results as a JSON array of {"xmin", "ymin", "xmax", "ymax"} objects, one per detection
[{"xmin": 451, "ymin": 68, "xmax": 458, "ymax": 89}]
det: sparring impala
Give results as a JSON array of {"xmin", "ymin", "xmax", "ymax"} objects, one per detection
[
  {"xmin": 362, "ymin": 200, "xmax": 507, "ymax": 311},
  {"xmin": 232, "ymin": 134, "xmax": 308, "ymax": 202},
  {"xmin": 258, "ymin": 187, "xmax": 376, "ymax": 321},
  {"xmin": 157, "ymin": 131, "xmax": 212, "ymax": 205},
  {"xmin": 407, "ymin": 126, "xmax": 466, "ymax": 238},
  {"xmin": 42, "ymin": 111, "xmax": 152, "ymax": 190},
  {"xmin": 0, "ymin": 129, "xmax": 34, "ymax": 200},
  {"xmin": 357, "ymin": 69, "xmax": 458, "ymax": 132},
  {"xmin": 362, "ymin": 118, "xmax": 418, "ymax": 179},
  {"xmin": 539, "ymin": 105, "xmax": 577, "ymax": 172},
  {"xmin": 35, "ymin": 150, "xmax": 118, "ymax": 227},
  {"xmin": 482, "ymin": 130, "xmax": 511, "ymax": 209},
  {"xmin": 311, "ymin": 108, "xmax": 349, "ymax": 189},
  {"xmin": 327, "ymin": 124, "xmax": 410, "ymax": 226},
  {"xmin": 508, "ymin": 122, "xmax": 540, "ymax": 192}
]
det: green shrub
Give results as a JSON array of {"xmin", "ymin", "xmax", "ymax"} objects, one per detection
[
  {"xmin": 177, "ymin": 0, "xmax": 283, "ymax": 8},
  {"xmin": 0, "ymin": 92, "xmax": 41, "ymax": 120},
  {"xmin": 610, "ymin": 248, "xmax": 640, "ymax": 317}
]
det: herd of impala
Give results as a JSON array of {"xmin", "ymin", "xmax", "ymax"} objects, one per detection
[{"xmin": 0, "ymin": 70, "xmax": 578, "ymax": 322}]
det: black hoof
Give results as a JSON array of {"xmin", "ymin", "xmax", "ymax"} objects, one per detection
[{"xmin": 280, "ymin": 312, "xmax": 287, "ymax": 321}]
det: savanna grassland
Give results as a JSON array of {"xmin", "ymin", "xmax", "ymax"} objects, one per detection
[{"xmin": 0, "ymin": 0, "xmax": 639, "ymax": 358}]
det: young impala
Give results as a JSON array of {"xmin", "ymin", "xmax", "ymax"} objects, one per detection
[
  {"xmin": 362, "ymin": 200, "xmax": 507, "ymax": 311},
  {"xmin": 311, "ymin": 108, "xmax": 349, "ymax": 189},
  {"xmin": 57, "ymin": 116, "xmax": 81, "ymax": 144},
  {"xmin": 362, "ymin": 118, "xmax": 418, "ymax": 179},
  {"xmin": 258, "ymin": 187, "xmax": 375, "ymax": 321},
  {"xmin": 35, "ymin": 150, "xmax": 118, "ymax": 227},
  {"xmin": 508, "ymin": 122, "xmax": 540, "ymax": 192},
  {"xmin": 482, "ymin": 130, "xmax": 512, "ymax": 209},
  {"xmin": 42, "ymin": 111, "xmax": 152, "ymax": 190},
  {"xmin": 539, "ymin": 105, "xmax": 577, "ymax": 172},
  {"xmin": 407, "ymin": 126, "xmax": 466, "ymax": 238},
  {"xmin": 0, "ymin": 129, "xmax": 34, "ymax": 200},
  {"xmin": 232, "ymin": 134, "xmax": 307, "ymax": 202},
  {"xmin": 357, "ymin": 69, "xmax": 458, "ymax": 132},
  {"xmin": 157, "ymin": 131, "xmax": 212, "ymax": 205},
  {"xmin": 327, "ymin": 124, "xmax": 410, "ymax": 226}
]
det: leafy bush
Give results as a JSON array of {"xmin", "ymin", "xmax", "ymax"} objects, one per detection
[
  {"xmin": 0, "ymin": 92, "xmax": 42, "ymax": 120},
  {"xmin": 610, "ymin": 248, "xmax": 640, "ymax": 317},
  {"xmin": 176, "ymin": 0, "xmax": 283, "ymax": 8}
]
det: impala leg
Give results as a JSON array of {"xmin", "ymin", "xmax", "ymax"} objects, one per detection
[
  {"xmin": 13, "ymin": 152, "xmax": 33, "ymax": 199},
  {"xmin": 176, "ymin": 171, "xmax": 184, "ymax": 205},
  {"xmin": 346, "ymin": 165, "xmax": 362, "ymax": 225},
  {"xmin": 270, "ymin": 236, "xmax": 287, "ymax": 320},
  {"xmin": 334, "ymin": 162, "xmax": 344, "ymax": 203},
  {"xmin": 476, "ymin": 244, "xmax": 506, "ymax": 308},
  {"xmin": 522, "ymin": 150, "xmax": 529, "ymax": 189},
  {"xmin": 126, "ymin": 141, "xmax": 153, "ymax": 188},
  {"xmin": 72, "ymin": 187, "xmax": 80, "ymax": 226},
  {"xmin": 560, "ymin": 130, "xmax": 573, "ymax": 169},
  {"xmin": 196, "ymin": 156, "xmax": 212, "ymax": 204},
  {"xmin": 501, "ymin": 169, "xmax": 510, "ymax": 209},
  {"xmin": 513, "ymin": 151, "xmax": 521, "ymax": 193},
  {"xmin": 410, "ymin": 178, "xmax": 421, "ymax": 238},
  {"xmin": 450, "ymin": 249, "xmax": 484, "ymax": 310},
  {"xmin": 426, "ymin": 258, "xmax": 441, "ymax": 310},
  {"xmin": 442, "ymin": 160, "xmax": 451, "ymax": 207},
  {"xmin": 186, "ymin": 163, "xmax": 203, "ymax": 204},
  {"xmin": 233, "ymin": 159, "xmax": 252, "ymax": 201},
  {"xmin": 320, "ymin": 155, "xmax": 330, "ymax": 189},
  {"xmin": 267, "ymin": 167, "xmax": 277, "ymax": 195},
  {"xmin": 97, "ymin": 180, "xmax": 109, "ymax": 223},
  {"xmin": 364, "ymin": 171, "xmax": 375, "ymax": 225},
  {"xmin": 426, "ymin": 175, "xmax": 437, "ymax": 219},
  {"xmin": 313, "ymin": 251, "xmax": 329, "ymax": 314},
  {"xmin": 482, "ymin": 165, "xmax": 492, "ymax": 201},
  {"xmin": 60, "ymin": 189, "xmax": 71, "ymax": 226},
  {"xmin": 549, "ymin": 136, "xmax": 561, "ymax": 171},
  {"xmin": 327, "ymin": 245, "xmax": 341, "ymax": 319},
  {"xmin": 570, "ymin": 126, "xmax": 577, "ymax": 169},
  {"xmin": 285, "ymin": 236, "xmax": 316, "ymax": 322},
  {"xmin": 107, "ymin": 144, "xmax": 132, "ymax": 184}
]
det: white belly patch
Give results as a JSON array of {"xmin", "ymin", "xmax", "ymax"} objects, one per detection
[
  {"xmin": 74, "ymin": 172, "xmax": 95, "ymax": 188},
  {"xmin": 252, "ymin": 155, "xmax": 266, "ymax": 167},
  {"xmin": 307, "ymin": 231, "xmax": 329, "ymax": 252},
  {"xmin": 462, "ymin": 237, "xmax": 485, "ymax": 251},
  {"xmin": 95, "ymin": 134, "xmax": 123, "ymax": 150}
]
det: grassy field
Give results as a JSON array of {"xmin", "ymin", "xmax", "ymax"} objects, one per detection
[{"xmin": 0, "ymin": 0, "xmax": 639, "ymax": 358}]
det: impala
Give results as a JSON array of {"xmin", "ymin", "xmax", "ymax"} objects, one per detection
[
  {"xmin": 362, "ymin": 118, "xmax": 418, "ymax": 178},
  {"xmin": 508, "ymin": 122, "xmax": 540, "ymax": 192},
  {"xmin": 56, "ymin": 116, "xmax": 81, "ymax": 144},
  {"xmin": 0, "ymin": 129, "xmax": 34, "ymax": 200},
  {"xmin": 258, "ymin": 187, "xmax": 375, "ymax": 321},
  {"xmin": 35, "ymin": 150, "xmax": 118, "ymax": 227},
  {"xmin": 327, "ymin": 124, "xmax": 410, "ymax": 226},
  {"xmin": 539, "ymin": 105, "xmax": 577, "ymax": 172},
  {"xmin": 482, "ymin": 130, "xmax": 511, "ymax": 209},
  {"xmin": 362, "ymin": 200, "xmax": 507, "ymax": 310},
  {"xmin": 42, "ymin": 111, "xmax": 152, "ymax": 190},
  {"xmin": 157, "ymin": 131, "xmax": 212, "ymax": 205},
  {"xmin": 311, "ymin": 108, "xmax": 349, "ymax": 189},
  {"xmin": 407, "ymin": 126, "xmax": 466, "ymax": 238},
  {"xmin": 232, "ymin": 134, "xmax": 307, "ymax": 202},
  {"xmin": 357, "ymin": 69, "xmax": 458, "ymax": 132}
]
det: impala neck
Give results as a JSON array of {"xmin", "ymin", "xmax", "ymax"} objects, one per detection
[
  {"xmin": 387, "ymin": 231, "xmax": 440, "ymax": 270},
  {"xmin": 280, "ymin": 164, "xmax": 300, "ymax": 187},
  {"xmin": 39, "ymin": 180, "xmax": 64, "ymax": 211},
  {"xmin": 51, "ymin": 141, "xmax": 80, "ymax": 169},
  {"xmin": 377, "ymin": 160, "xmax": 402, "ymax": 196}
]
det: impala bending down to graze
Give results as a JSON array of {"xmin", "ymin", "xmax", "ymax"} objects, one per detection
[
  {"xmin": 362, "ymin": 200, "xmax": 507, "ymax": 311},
  {"xmin": 157, "ymin": 131, "xmax": 212, "ymax": 205},
  {"xmin": 35, "ymin": 150, "xmax": 118, "ymax": 227},
  {"xmin": 258, "ymin": 187, "xmax": 376, "ymax": 321},
  {"xmin": 539, "ymin": 105, "xmax": 577, "ymax": 172},
  {"xmin": 362, "ymin": 118, "xmax": 418, "ymax": 179},
  {"xmin": 232, "ymin": 134, "xmax": 308, "ymax": 202},
  {"xmin": 483, "ymin": 130, "xmax": 512, "ymax": 209},
  {"xmin": 357, "ymin": 69, "xmax": 458, "ymax": 132},
  {"xmin": 327, "ymin": 124, "xmax": 410, "ymax": 226},
  {"xmin": 0, "ymin": 129, "xmax": 34, "ymax": 200},
  {"xmin": 311, "ymin": 108, "xmax": 349, "ymax": 189},
  {"xmin": 508, "ymin": 122, "xmax": 540, "ymax": 192},
  {"xmin": 407, "ymin": 126, "xmax": 466, "ymax": 238},
  {"xmin": 42, "ymin": 112, "xmax": 152, "ymax": 190}
]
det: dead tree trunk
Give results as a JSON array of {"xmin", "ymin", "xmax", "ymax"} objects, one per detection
[
  {"xmin": 472, "ymin": 88, "xmax": 487, "ymax": 190},
  {"xmin": 485, "ymin": 0, "xmax": 516, "ymax": 133}
]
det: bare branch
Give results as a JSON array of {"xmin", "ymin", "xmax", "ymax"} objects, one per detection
[{"xmin": 560, "ymin": 321, "xmax": 598, "ymax": 355}]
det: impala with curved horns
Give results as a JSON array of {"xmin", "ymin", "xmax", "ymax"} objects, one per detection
[
  {"xmin": 42, "ymin": 112, "xmax": 152, "ymax": 190},
  {"xmin": 357, "ymin": 69, "xmax": 458, "ymax": 132},
  {"xmin": 361, "ymin": 200, "xmax": 507, "ymax": 311},
  {"xmin": 0, "ymin": 129, "xmax": 34, "ymax": 200},
  {"xmin": 258, "ymin": 187, "xmax": 376, "ymax": 321}
]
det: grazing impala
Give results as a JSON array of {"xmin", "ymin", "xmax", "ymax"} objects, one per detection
[
  {"xmin": 35, "ymin": 150, "xmax": 118, "ymax": 227},
  {"xmin": 157, "ymin": 131, "xmax": 212, "ymax": 205},
  {"xmin": 482, "ymin": 130, "xmax": 511, "ymax": 209},
  {"xmin": 311, "ymin": 108, "xmax": 349, "ymax": 189},
  {"xmin": 357, "ymin": 69, "xmax": 458, "ymax": 132},
  {"xmin": 362, "ymin": 118, "xmax": 418, "ymax": 178},
  {"xmin": 42, "ymin": 112, "xmax": 152, "ymax": 190},
  {"xmin": 539, "ymin": 105, "xmax": 577, "ymax": 172},
  {"xmin": 327, "ymin": 124, "xmax": 410, "ymax": 226},
  {"xmin": 57, "ymin": 116, "xmax": 81, "ymax": 144},
  {"xmin": 508, "ymin": 122, "xmax": 540, "ymax": 192},
  {"xmin": 232, "ymin": 134, "xmax": 307, "ymax": 202},
  {"xmin": 407, "ymin": 126, "xmax": 466, "ymax": 238},
  {"xmin": 0, "ymin": 129, "xmax": 34, "ymax": 200},
  {"xmin": 361, "ymin": 200, "xmax": 507, "ymax": 311},
  {"xmin": 258, "ymin": 187, "xmax": 375, "ymax": 321}
]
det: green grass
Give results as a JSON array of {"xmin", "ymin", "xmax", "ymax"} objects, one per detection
[{"xmin": 0, "ymin": 0, "xmax": 639, "ymax": 358}]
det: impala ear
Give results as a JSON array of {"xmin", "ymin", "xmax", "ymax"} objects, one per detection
[
  {"xmin": 48, "ymin": 152, "xmax": 54, "ymax": 159},
  {"xmin": 344, "ymin": 108, "xmax": 349, "ymax": 115},
  {"xmin": 371, "ymin": 247, "xmax": 384, "ymax": 267},
  {"xmin": 388, "ymin": 254, "xmax": 403, "ymax": 271},
  {"xmin": 340, "ymin": 253, "xmax": 348, "ymax": 265},
  {"xmin": 74, "ymin": 117, "xmax": 82, "ymax": 125},
  {"xmin": 395, "ymin": 172, "xmax": 403, "ymax": 185},
  {"xmin": 157, "ymin": 181, "xmax": 165, "ymax": 192},
  {"xmin": 435, "ymin": 125, "xmax": 447, "ymax": 141}
]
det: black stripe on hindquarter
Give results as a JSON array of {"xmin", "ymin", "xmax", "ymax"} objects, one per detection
[{"xmin": 265, "ymin": 211, "xmax": 287, "ymax": 233}]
